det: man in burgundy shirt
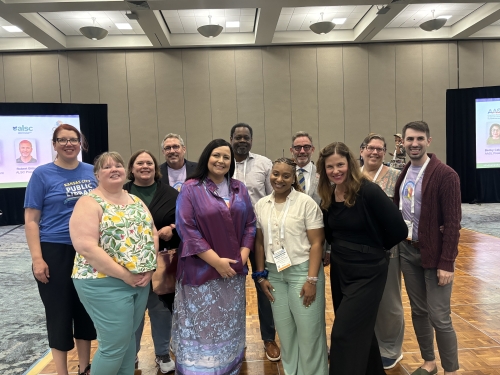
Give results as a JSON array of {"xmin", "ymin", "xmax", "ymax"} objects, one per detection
[{"xmin": 394, "ymin": 121, "xmax": 461, "ymax": 375}]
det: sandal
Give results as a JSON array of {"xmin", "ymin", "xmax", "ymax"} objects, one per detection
[{"xmin": 78, "ymin": 364, "xmax": 91, "ymax": 375}]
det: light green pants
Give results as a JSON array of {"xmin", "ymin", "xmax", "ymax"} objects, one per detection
[
  {"xmin": 73, "ymin": 277, "xmax": 149, "ymax": 375},
  {"xmin": 267, "ymin": 261, "xmax": 328, "ymax": 375}
]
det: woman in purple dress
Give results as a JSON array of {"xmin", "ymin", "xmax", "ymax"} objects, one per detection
[{"xmin": 171, "ymin": 139, "xmax": 256, "ymax": 375}]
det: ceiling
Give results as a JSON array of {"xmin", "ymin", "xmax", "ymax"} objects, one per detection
[{"xmin": 1, "ymin": 0, "xmax": 500, "ymax": 52}]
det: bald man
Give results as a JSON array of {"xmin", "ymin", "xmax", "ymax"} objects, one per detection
[{"xmin": 16, "ymin": 140, "xmax": 37, "ymax": 164}]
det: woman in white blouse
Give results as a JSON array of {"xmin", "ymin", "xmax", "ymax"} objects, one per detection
[{"xmin": 254, "ymin": 157, "xmax": 328, "ymax": 375}]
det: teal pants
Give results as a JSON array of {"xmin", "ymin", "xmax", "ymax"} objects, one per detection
[
  {"xmin": 73, "ymin": 277, "xmax": 149, "ymax": 375},
  {"xmin": 267, "ymin": 261, "xmax": 328, "ymax": 375}
]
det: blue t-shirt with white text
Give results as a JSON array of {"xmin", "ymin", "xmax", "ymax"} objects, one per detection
[{"xmin": 24, "ymin": 162, "xmax": 97, "ymax": 245}]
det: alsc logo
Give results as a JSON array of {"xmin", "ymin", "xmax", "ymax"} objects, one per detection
[{"xmin": 13, "ymin": 125, "xmax": 34, "ymax": 133}]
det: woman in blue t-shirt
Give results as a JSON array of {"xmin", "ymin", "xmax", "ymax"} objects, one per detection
[{"xmin": 24, "ymin": 124, "xmax": 97, "ymax": 375}]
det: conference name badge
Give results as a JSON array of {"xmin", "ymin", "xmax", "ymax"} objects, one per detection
[
  {"xmin": 273, "ymin": 247, "xmax": 292, "ymax": 272},
  {"xmin": 404, "ymin": 220, "xmax": 413, "ymax": 240}
]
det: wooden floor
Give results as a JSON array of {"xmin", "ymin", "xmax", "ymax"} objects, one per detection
[{"xmin": 36, "ymin": 229, "xmax": 500, "ymax": 374}]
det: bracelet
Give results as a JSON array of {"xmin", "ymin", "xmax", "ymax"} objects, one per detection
[
  {"xmin": 306, "ymin": 276, "xmax": 318, "ymax": 282},
  {"xmin": 252, "ymin": 270, "xmax": 269, "ymax": 280},
  {"xmin": 257, "ymin": 278, "xmax": 265, "ymax": 283},
  {"xmin": 307, "ymin": 280, "xmax": 317, "ymax": 286}
]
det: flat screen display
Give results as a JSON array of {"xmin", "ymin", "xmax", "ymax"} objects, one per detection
[{"xmin": 475, "ymin": 98, "xmax": 500, "ymax": 169}]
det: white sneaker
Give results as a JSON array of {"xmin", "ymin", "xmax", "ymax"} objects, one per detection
[{"xmin": 156, "ymin": 355, "xmax": 175, "ymax": 374}]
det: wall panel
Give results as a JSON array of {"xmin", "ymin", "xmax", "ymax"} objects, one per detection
[
  {"xmin": 483, "ymin": 40, "xmax": 500, "ymax": 87},
  {"xmin": 317, "ymin": 46, "xmax": 344, "ymax": 150},
  {"xmin": 154, "ymin": 50, "xmax": 186, "ymax": 156},
  {"xmin": 458, "ymin": 41, "xmax": 483, "ymax": 89},
  {"xmin": 3, "ymin": 54, "xmax": 33, "ymax": 102},
  {"xmin": 58, "ymin": 53, "xmax": 71, "ymax": 102},
  {"xmin": 290, "ymin": 46, "xmax": 318, "ymax": 149},
  {"xmin": 448, "ymin": 42, "xmax": 458, "ymax": 89},
  {"xmin": 97, "ymin": 51, "xmax": 130, "ymax": 159},
  {"xmin": 67, "ymin": 52, "xmax": 99, "ymax": 104},
  {"xmin": 423, "ymin": 43, "xmax": 449, "ymax": 162},
  {"xmin": 0, "ymin": 55, "xmax": 5, "ymax": 102},
  {"xmin": 126, "ymin": 51, "xmax": 159, "ymax": 158},
  {"xmin": 209, "ymin": 49, "xmax": 238, "ymax": 140},
  {"xmin": 235, "ymin": 48, "xmax": 265, "ymax": 156},
  {"xmin": 396, "ymin": 43, "xmax": 423, "ymax": 131},
  {"xmin": 343, "ymin": 45, "xmax": 369, "ymax": 151},
  {"xmin": 262, "ymin": 47, "xmax": 292, "ymax": 161},
  {"xmin": 368, "ymin": 43, "xmax": 396, "ymax": 156},
  {"xmin": 31, "ymin": 53, "xmax": 60, "ymax": 103},
  {"xmin": 182, "ymin": 49, "xmax": 212, "ymax": 162}
]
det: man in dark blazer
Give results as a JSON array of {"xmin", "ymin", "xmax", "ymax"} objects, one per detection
[{"xmin": 159, "ymin": 133, "xmax": 197, "ymax": 191}]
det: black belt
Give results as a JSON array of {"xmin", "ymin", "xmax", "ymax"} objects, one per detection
[
  {"xmin": 403, "ymin": 239, "xmax": 420, "ymax": 249},
  {"xmin": 332, "ymin": 238, "xmax": 385, "ymax": 255}
]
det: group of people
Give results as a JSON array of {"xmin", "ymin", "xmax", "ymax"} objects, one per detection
[{"xmin": 24, "ymin": 120, "xmax": 461, "ymax": 375}]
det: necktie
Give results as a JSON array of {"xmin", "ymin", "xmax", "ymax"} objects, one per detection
[{"xmin": 298, "ymin": 168, "xmax": 306, "ymax": 191}]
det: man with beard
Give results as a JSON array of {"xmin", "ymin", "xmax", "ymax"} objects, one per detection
[
  {"xmin": 394, "ymin": 121, "xmax": 460, "ymax": 375},
  {"xmin": 229, "ymin": 123, "xmax": 280, "ymax": 362},
  {"xmin": 17, "ymin": 140, "xmax": 37, "ymax": 163},
  {"xmin": 290, "ymin": 131, "xmax": 320, "ymax": 204},
  {"xmin": 159, "ymin": 133, "xmax": 197, "ymax": 191}
]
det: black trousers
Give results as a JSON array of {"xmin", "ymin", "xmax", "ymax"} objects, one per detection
[
  {"xmin": 248, "ymin": 250, "xmax": 276, "ymax": 342},
  {"xmin": 329, "ymin": 250, "xmax": 388, "ymax": 375},
  {"xmin": 36, "ymin": 242, "xmax": 96, "ymax": 351}
]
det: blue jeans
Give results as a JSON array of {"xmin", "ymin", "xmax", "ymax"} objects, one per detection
[
  {"xmin": 74, "ymin": 277, "xmax": 149, "ymax": 375},
  {"xmin": 135, "ymin": 286, "xmax": 172, "ymax": 356}
]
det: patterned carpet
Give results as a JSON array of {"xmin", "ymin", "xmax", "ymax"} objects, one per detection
[{"xmin": 0, "ymin": 203, "xmax": 498, "ymax": 374}]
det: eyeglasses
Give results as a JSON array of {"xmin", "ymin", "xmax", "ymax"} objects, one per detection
[
  {"xmin": 365, "ymin": 146, "xmax": 386, "ymax": 153},
  {"xmin": 292, "ymin": 145, "xmax": 312, "ymax": 152},
  {"xmin": 163, "ymin": 144, "xmax": 181, "ymax": 152},
  {"xmin": 56, "ymin": 138, "xmax": 80, "ymax": 145}
]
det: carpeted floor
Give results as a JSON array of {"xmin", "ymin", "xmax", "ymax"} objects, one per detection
[
  {"xmin": 0, "ymin": 225, "xmax": 47, "ymax": 375},
  {"xmin": 0, "ymin": 203, "xmax": 498, "ymax": 374}
]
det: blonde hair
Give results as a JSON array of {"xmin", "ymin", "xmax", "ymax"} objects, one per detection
[
  {"xmin": 316, "ymin": 142, "xmax": 365, "ymax": 209},
  {"xmin": 93, "ymin": 151, "xmax": 125, "ymax": 176}
]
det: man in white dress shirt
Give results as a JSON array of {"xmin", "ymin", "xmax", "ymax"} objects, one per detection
[{"xmin": 229, "ymin": 123, "xmax": 281, "ymax": 362}]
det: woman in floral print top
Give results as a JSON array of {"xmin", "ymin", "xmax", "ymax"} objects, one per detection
[{"xmin": 69, "ymin": 151, "xmax": 158, "ymax": 375}]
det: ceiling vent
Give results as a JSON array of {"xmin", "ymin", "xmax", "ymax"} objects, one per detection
[{"xmin": 127, "ymin": 1, "xmax": 150, "ymax": 9}]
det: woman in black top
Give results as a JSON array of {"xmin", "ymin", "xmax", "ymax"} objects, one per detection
[
  {"xmin": 316, "ymin": 142, "xmax": 407, "ymax": 375},
  {"xmin": 124, "ymin": 149, "xmax": 179, "ymax": 374}
]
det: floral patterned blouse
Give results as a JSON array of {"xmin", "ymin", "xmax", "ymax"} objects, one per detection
[{"xmin": 72, "ymin": 193, "xmax": 157, "ymax": 279}]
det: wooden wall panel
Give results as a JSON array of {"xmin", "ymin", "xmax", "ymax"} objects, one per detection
[
  {"xmin": 154, "ymin": 50, "xmax": 186, "ymax": 157},
  {"xmin": 317, "ymin": 46, "xmax": 344, "ymax": 150},
  {"xmin": 97, "ymin": 52, "xmax": 130, "ymax": 160},
  {"xmin": 483, "ymin": 40, "xmax": 500, "ymax": 87},
  {"xmin": 31, "ymin": 53, "xmax": 60, "ymax": 103},
  {"xmin": 396, "ymin": 43, "xmax": 423, "ymax": 132},
  {"xmin": 182, "ymin": 49, "xmax": 212, "ymax": 162},
  {"xmin": 3, "ymin": 54, "xmax": 33, "ymax": 102},
  {"xmin": 58, "ymin": 53, "xmax": 71, "ymax": 103},
  {"xmin": 209, "ymin": 49, "xmax": 238, "ymax": 141},
  {"xmin": 67, "ymin": 52, "xmax": 99, "ymax": 104},
  {"xmin": 290, "ymin": 46, "xmax": 318, "ymax": 151},
  {"xmin": 343, "ymin": 45, "xmax": 369, "ymax": 151},
  {"xmin": 368, "ymin": 43, "xmax": 396, "ymax": 161},
  {"xmin": 262, "ymin": 47, "xmax": 292, "ymax": 161},
  {"xmin": 458, "ymin": 41, "xmax": 483, "ymax": 89},
  {"xmin": 423, "ymin": 43, "xmax": 449, "ymax": 162},
  {"xmin": 125, "ymin": 51, "xmax": 159, "ymax": 158},
  {"xmin": 235, "ymin": 48, "xmax": 266, "ymax": 156},
  {"xmin": 0, "ymin": 55, "xmax": 5, "ymax": 102}
]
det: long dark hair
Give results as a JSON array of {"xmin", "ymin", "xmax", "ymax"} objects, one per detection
[{"xmin": 188, "ymin": 139, "xmax": 235, "ymax": 183}]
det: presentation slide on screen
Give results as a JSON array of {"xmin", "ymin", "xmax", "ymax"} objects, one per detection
[
  {"xmin": 475, "ymin": 99, "xmax": 500, "ymax": 169},
  {"xmin": 0, "ymin": 115, "xmax": 81, "ymax": 189}
]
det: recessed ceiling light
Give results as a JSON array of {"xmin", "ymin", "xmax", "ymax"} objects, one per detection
[
  {"xmin": 2, "ymin": 26, "xmax": 22, "ymax": 33},
  {"xmin": 226, "ymin": 21, "xmax": 240, "ymax": 28},
  {"xmin": 437, "ymin": 15, "xmax": 452, "ymax": 20},
  {"xmin": 332, "ymin": 18, "xmax": 347, "ymax": 25},
  {"xmin": 115, "ymin": 23, "xmax": 132, "ymax": 30}
]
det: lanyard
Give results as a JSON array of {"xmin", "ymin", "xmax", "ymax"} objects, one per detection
[
  {"xmin": 267, "ymin": 197, "xmax": 291, "ymax": 247},
  {"xmin": 236, "ymin": 158, "xmax": 248, "ymax": 185},
  {"xmin": 361, "ymin": 163, "xmax": 384, "ymax": 182},
  {"xmin": 399, "ymin": 157, "xmax": 430, "ymax": 214}
]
